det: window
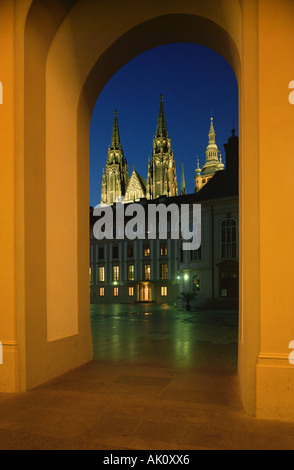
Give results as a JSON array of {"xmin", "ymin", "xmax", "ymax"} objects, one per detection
[
  {"xmin": 128, "ymin": 264, "xmax": 134, "ymax": 281},
  {"xmin": 112, "ymin": 265, "xmax": 119, "ymax": 281},
  {"xmin": 221, "ymin": 219, "xmax": 237, "ymax": 259},
  {"xmin": 144, "ymin": 264, "xmax": 151, "ymax": 281},
  {"xmin": 127, "ymin": 244, "xmax": 134, "ymax": 258},
  {"xmin": 160, "ymin": 263, "xmax": 168, "ymax": 280},
  {"xmin": 99, "ymin": 287, "xmax": 105, "ymax": 296},
  {"xmin": 112, "ymin": 245, "xmax": 119, "ymax": 259},
  {"xmin": 190, "ymin": 246, "xmax": 202, "ymax": 261},
  {"xmin": 98, "ymin": 247, "xmax": 104, "ymax": 260},
  {"xmin": 161, "ymin": 286, "xmax": 167, "ymax": 296},
  {"xmin": 160, "ymin": 242, "xmax": 168, "ymax": 256},
  {"xmin": 98, "ymin": 266, "xmax": 105, "ymax": 282},
  {"xmin": 192, "ymin": 274, "xmax": 200, "ymax": 292},
  {"xmin": 113, "ymin": 287, "xmax": 119, "ymax": 297},
  {"xmin": 128, "ymin": 287, "xmax": 134, "ymax": 297},
  {"xmin": 143, "ymin": 243, "xmax": 150, "ymax": 257}
]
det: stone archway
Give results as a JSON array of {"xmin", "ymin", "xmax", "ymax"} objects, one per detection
[{"xmin": 19, "ymin": 0, "xmax": 261, "ymax": 418}]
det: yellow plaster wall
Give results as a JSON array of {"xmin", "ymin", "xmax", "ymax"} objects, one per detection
[
  {"xmin": 0, "ymin": 0, "xmax": 19, "ymax": 392},
  {"xmin": 23, "ymin": 0, "xmax": 93, "ymax": 389},
  {"xmin": 256, "ymin": 0, "xmax": 294, "ymax": 421},
  {"xmin": 46, "ymin": 37, "xmax": 79, "ymax": 341},
  {"xmin": 237, "ymin": 0, "xmax": 260, "ymax": 417}
]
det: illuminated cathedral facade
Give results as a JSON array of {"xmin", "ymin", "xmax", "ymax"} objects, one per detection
[
  {"xmin": 100, "ymin": 95, "xmax": 178, "ymax": 205},
  {"xmin": 100, "ymin": 95, "xmax": 224, "ymax": 205}
]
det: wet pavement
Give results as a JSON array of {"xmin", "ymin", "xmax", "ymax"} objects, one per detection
[
  {"xmin": 1, "ymin": 303, "xmax": 294, "ymax": 450},
  {"xmin": 90, "ymin": 303, "xmax": 239, "ymax": 371}
]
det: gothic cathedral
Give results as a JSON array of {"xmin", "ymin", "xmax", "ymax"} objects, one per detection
[{"xmin": 100, "ymin": 95, "xmax": 223, "ymax": 204}]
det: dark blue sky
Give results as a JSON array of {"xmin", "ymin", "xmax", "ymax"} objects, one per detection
[{"xmin": 89, "ymin": 43, "xmax": 238, "ymax": 207}]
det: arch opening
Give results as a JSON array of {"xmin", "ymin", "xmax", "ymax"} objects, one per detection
[
  {"xmin": 23, "ymin": 1, "xmax": 259, "ymax": 417},
  {"xmin": 88, "ymin": 41, "xmax": 239, "ymax": 369}
]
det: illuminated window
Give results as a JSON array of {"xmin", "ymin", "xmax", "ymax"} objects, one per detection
[
  {"xmin": 128, "ymin": 287, "xmax": 134, "ymax": 296},
  {"xmin": 98, "ymin": 266, "xmax": 105, "ymax": 282},
  {"xmin": 143, "ymin": 243, "xmax": 150, "ymax": 257},
  {"xmin": 144, "ymin": 264, "xmax": 151, "ymax": 281},
  {"xmin": 160, "ymin": 263, "xmax": 168, "ymax": 280},
  {"xmin": 113, "ymin": 287, "xmax": 119, "ymax": 297},
  {"xmin": 192, "ymin": 274, "xmax": 200, "ymax": 292},
  {"xmin": 113, "ymin": 265, "xmax": 119, "ymax": 281},
  {"xmin": 99, "ymin": 287, "xmax": 105, "ymax": 296},
  {"xmin": 160, "ymin": 242, "xmax": 167, "ymax": 256},
  {"xmin": 221, "ymin": 219, "xmax": 237, "ymax": 259},
  {"xmin": 161, "ymin": 286, "xmax": 167, "ymax": 296},
  {"xmin": 128, "ymin": 264, "xmax": 134, "ymax": 281}
]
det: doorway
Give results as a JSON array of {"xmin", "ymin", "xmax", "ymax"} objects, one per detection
[
  {"xmin": 140, "ymin": 283, "xmax": 152, "ymax": 302},
  {"xmin": 218, "ymin": 260, "xmax": 239, "ymax": 299}
]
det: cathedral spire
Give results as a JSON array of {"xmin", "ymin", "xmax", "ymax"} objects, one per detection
[
  {"xmin": 180, "ymin": 163, "xmax": 187, "ymax": 195},
  {"xmin": 110, "ymin": 110, "xmax": 122, "ymax": 150},
  {"xmin": 155, "ymin": 94, "xmax": 168, "ymax": 138},
  {"xmin": 208, "ymin": 116, "xmax": 216, "ymax": 145},
  {"xmin": 202, "ymin": 115, "xmax": 221, "ymax": 176},
  {"xmin": 101, "ymin": 109, "xmax": 129, "ymax": 205},
  {"xmin": 148, "ymin": 95, "xmax": 177, "ymax": 199}
]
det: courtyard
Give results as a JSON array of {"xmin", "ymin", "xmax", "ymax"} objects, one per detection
[
  {"xmin": 0, "ymin": 303, "xmax": 294, "ymax": 450},
  {"xmin": 90, "ymin": 303, "xmax": 239, "ymax": 371}
]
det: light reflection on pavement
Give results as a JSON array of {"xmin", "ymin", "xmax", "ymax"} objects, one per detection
[{"xmin": 91, "ymin": 303, "xmax": 238, "ymax": 371}]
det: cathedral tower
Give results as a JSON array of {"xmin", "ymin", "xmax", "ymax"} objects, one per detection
[
  {"xmin": 146, "ymin": 95, "xmax": 178, "ymax": 199},
  {"xmin": 194, "ymin": 116, "xmax": 224, "ymax": 192},
  {"xmin": 202, "ymin": 116, "xmax": 221, "ymax": 175},
  {"xmin": 100, "ymin": 110, "xmax": 129, "ymax": 205}
]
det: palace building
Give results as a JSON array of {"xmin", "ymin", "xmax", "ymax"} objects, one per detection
[
  {"xmin": 90, "ymin": 199, "xmax": 180, "ymax": 304},
  {"xmin": 178, "ymin": 127, "xmax": 239, "ymax": 309}
]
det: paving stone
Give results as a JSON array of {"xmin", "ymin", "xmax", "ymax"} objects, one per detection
[{"xmin": 0, "ymin": 305, "xmax": 293, "ymax": 450}]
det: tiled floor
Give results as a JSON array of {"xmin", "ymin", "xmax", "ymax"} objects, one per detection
[{"xmin": 0, "ymin": 304, "xmax": 294, "ymax": 450}]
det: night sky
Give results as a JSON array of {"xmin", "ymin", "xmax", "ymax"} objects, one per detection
[{"xmin": 89, "ymin": 43, "xmax": 238, "ymax": 207}]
